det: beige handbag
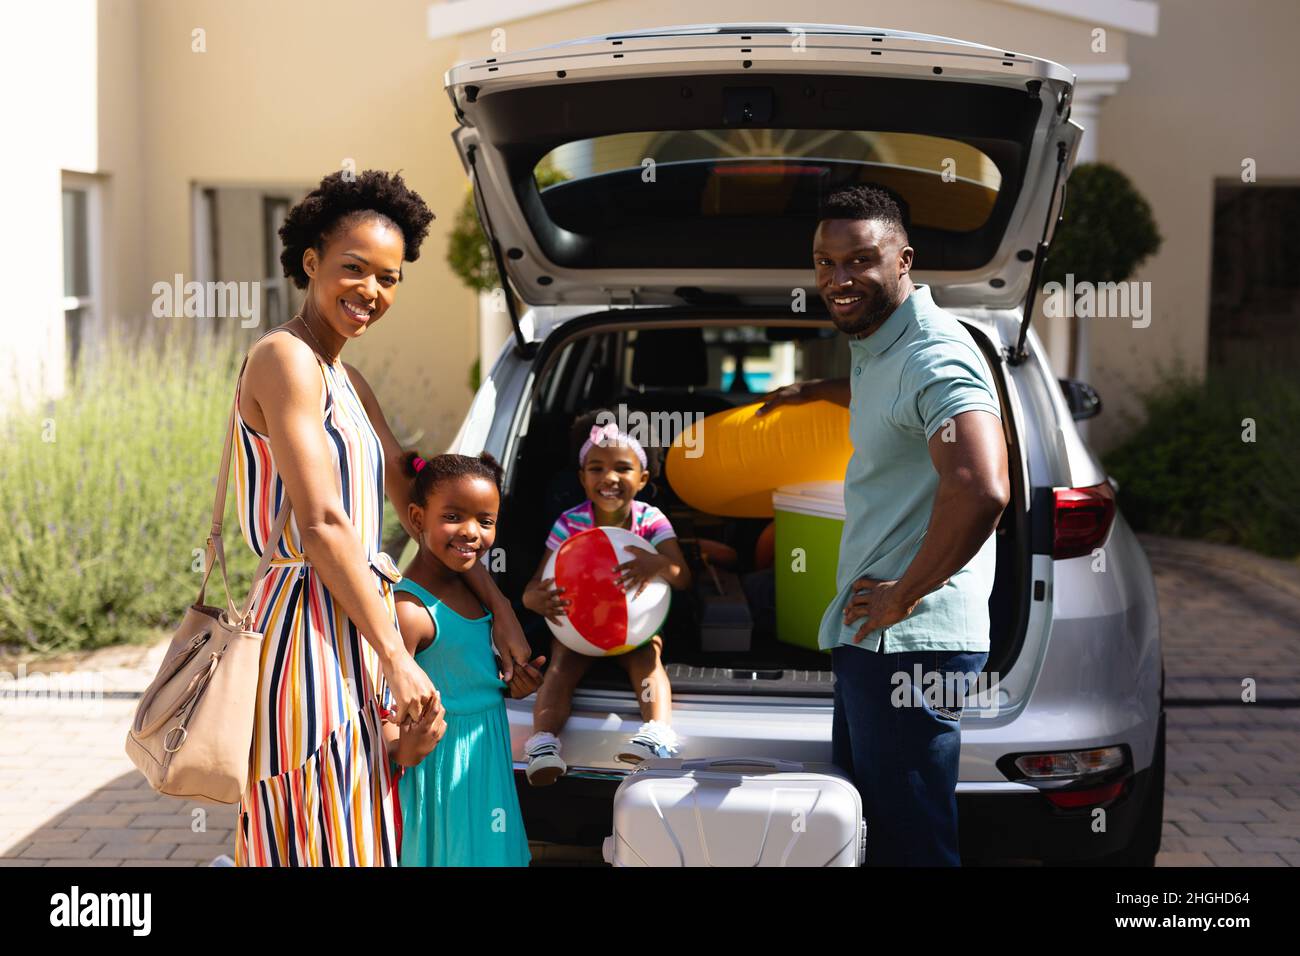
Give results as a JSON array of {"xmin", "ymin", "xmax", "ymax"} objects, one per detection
[{"xmin": 124, "ymin": 354, "xmax": 291, "ymax": 805}]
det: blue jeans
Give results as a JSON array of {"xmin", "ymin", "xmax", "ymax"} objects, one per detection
[{"xmin": 831, "ymin": 646, "xmax": 988, "ymax": 867}]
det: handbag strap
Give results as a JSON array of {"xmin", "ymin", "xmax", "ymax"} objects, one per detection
[{"xmin": 196, "ymin": 351, "xmax": 293, "ymax": 625}]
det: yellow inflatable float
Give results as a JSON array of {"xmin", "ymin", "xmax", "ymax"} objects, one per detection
[{"xmin": 666, "ymin": 401, "xmax": 852, "ymax": 517}]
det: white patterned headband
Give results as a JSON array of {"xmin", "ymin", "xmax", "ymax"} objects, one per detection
[{"xmin": 579, "ymin": 422, "xmax": 647, "ymax": 469}]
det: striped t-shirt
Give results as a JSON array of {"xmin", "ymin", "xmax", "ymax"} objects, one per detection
[{"xmin": 545, "ymin": 500, "xmax": 677, "ymax": 552}]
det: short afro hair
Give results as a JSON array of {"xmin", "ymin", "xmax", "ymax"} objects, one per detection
[
  {"xmin": 279, "ymin": 169, "xmax": 435, "ymax": 289},
  {"xmin": 817, "ymin": 184, "xmax": 910, "ymax": 240}
]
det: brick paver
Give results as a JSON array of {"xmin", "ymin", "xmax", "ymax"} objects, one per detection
[
  {"xmin": 1144, "ymin": 535, "xmax": 1300, "ymax": 705},
  {"xmin": 1, "ymin": 534, "xmax": 1296, "ymax": 866},
  {"xmin": 0, "ymin": 698, "xmax": 237, "ymax": 866},
  {"xmin": 1146, "ymin": 534, "xmax": 1300, "ymax": 867}
]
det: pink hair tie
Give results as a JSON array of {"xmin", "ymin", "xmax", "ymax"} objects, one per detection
[
  {"xmin": 412, "ymin": 456, "xmax": 427, "ymax": 473},
  {"xmin": 579, "ymin": 421, "xmax": 647, "ymax": 468}
]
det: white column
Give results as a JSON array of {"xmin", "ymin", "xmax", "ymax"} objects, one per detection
[{"xmin": 478, "ymin": 290, "xmax": 512, "ymax": 384}]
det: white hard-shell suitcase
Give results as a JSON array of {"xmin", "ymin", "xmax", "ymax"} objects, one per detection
[{"xmin": 603, "ymin": 757, "xmax": 866, "ymax": 866}]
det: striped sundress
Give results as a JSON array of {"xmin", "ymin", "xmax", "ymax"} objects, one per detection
[{"xmin": 231, "ymin": 326, "xmax": 402, "ymax": 867}]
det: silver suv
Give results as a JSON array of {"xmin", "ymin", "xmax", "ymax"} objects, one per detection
[{"xmin": 442, "ymin": 23, "xmax": 1164, "ymax": 865}]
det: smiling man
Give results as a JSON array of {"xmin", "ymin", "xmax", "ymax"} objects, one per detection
[{"xmin": 758, "ymin": 184, "xmax": 1010, "ymax": 866}]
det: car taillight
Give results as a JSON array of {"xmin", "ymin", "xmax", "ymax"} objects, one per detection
[
  {"xmin": 1044, "ymin": 779, "xmax": 1127, "ymax": 809},
  {"xmin": 1012, "ymin": 746, "xmax": 1129, "ymax": 807},
  {"xmin": 1014, "ymin": 747, "xmax": 1125, "ymax": 780},
  {"xmin": 1053, "ymin": 481, "xmax": 1117, "ymax": 559}
]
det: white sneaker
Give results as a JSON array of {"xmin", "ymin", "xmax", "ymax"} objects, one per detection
[
  {"xmin": 616, "ymin": 721, "xmax": 681, "ymax": 764},
  {"xmin": 524, "ymin": 732, "xmax": 566, "ymax": 786}
]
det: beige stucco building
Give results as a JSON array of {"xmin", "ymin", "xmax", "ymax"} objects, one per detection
[{"xmin": 4, "ymin": 0, "xmax": 1296, "ymax": 453}]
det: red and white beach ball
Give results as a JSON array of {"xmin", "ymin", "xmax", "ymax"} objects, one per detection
[{"xmin": 543, "ymin": 527, "xmax": 671, "ymax": 656}]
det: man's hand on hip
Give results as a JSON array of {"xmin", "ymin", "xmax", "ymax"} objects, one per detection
[{"xmin": 844, "ymin": 577, "xmax": 923, "ymax": 643}]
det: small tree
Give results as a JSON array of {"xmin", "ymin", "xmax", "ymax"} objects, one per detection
[
  {"xmin": 1041, "ymin": 162, "xmax": 1162, "ymax": 377},
  {"xmin": 448, "ymin": 159, "xmax": 569, "ymax": 391},
  {"xmin": 446, "ymin": 157, "xmax": 570, "ymax": 294}
]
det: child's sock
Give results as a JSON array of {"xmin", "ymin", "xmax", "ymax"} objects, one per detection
[
  {"xmin": 636, "ymin": 720, "xmax": 679, "ymax": 749},
  {"xmin": 631, "ymin": 723, "xmax": 681, "ymax": 754}
]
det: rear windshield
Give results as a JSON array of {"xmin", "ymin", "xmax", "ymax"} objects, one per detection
[
  {"xmin": 487, "ymin": 73, "xmax": 1037, "ymax": 273},
  {"xmin": 537, "ymin": 130, "xmax": 1001, "ymax": 233}
]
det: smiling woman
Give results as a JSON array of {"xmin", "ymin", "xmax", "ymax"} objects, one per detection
[{"xmin": 224, "ymin": 169, "xmax": 532, "ymax": 867}]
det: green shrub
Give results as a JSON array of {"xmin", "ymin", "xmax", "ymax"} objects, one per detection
[
  {"xmin": 0, "ymin": 327, "xmax": 258, "ymax": 654},
  {"xmin": 1104, "ymin": 365, "xmax": 1300, "ymax": 559},
  {"xmin": 1043, "ymin": 162, "xmax": 1162, "ymax": 289},
  {"xmin": 445, "ymin": 157, "xmax": 570, "ymax": 295}
]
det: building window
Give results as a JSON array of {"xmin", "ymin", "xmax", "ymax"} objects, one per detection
[
  {"xmin": 193, "ymin": 184, "xmax": 307, "ymax": 342},
  {"xmin": 1209, "ymin": 181, "xmax": 1300, "ymax": 369},
  {"xmin": 262, "ymin": 196, "xmax": 293, "ymax": 327},
  {"xmin": 61, "ymin": 178, "xmax": 99, "ymax": 372}
]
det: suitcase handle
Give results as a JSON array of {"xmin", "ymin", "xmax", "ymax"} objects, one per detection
[{"xmin": 680, "ymin": 756, "xmax": 804, "ymax": 773}]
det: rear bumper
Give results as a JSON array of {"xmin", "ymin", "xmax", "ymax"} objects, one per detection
[
  {"xmin": 957, "ymin": 764, "xmax": 1156, "ymax": 863},
  {"xmin": 517, "ymin": 769, "xmax": 621, "ymax": 848},
  {"xmin": 515, "ymin": 763, "xmax": 1157, "ymax": 864}
]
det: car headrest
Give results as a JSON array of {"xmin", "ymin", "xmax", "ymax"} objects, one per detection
[{"xmin": 630, "ymin": 327, "xmax": 708, "ymax": 388}]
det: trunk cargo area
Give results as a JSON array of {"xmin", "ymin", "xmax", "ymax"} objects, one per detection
[{"xmin": 499, "ymin": 313, "xmax": 1029, "ymax": 696}]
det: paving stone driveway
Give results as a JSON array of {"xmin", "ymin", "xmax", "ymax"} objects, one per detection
[
  {"xmin": 2, "ymin": 534, "xmax": 1297, "ymax": 866},
  {"xmin": 1144, "ymin": 536, "xmax": 1300, "ymax": 866}
]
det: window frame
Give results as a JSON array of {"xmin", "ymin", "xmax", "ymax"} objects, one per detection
[{"xmin": 60, "ymin": 172, "xmax": 104, "ymax": 374}]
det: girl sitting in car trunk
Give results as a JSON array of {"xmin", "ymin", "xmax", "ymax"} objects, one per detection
[{"xmin": 522, "ymin": 409, "xmax": 692, "ymax": 785}]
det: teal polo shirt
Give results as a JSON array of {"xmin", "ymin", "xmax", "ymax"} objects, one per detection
[{"xmin": 816, "ymin": 284, "xmax": 1002, "ymax": 654}]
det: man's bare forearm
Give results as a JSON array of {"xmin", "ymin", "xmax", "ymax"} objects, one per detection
[
  {"xmin": 895, "ymin": 478, "xmax": 1006, "ymax": 606},
  {"xmin": 811, "ymin": 377, "xmax": 851, "ymax": 407}
]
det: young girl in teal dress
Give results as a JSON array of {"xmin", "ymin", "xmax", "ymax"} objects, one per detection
[{"xmin": 384, "ymin": 450, "xmax": 546, "ymax": 867}]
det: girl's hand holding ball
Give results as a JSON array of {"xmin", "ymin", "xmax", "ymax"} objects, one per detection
[
  {"xmin": 524, "ymin": 576, "xmax": 571, "ymax": 626},
  {"xmin": 615, "ymin": 549, "xmax": 669, "ymax": 599}
]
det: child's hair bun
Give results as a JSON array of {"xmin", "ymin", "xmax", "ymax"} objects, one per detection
[
  {"xmin": 399, "ymin": 449, "xmax": 426, "ymax": 480},
  {"xmin": 476, "ymin": 451, "xmax": 504, "ymax": 491}
]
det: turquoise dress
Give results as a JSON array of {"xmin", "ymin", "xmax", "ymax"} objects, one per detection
[{"xmin": 393, "ymin": 578, "xmax": 531, "ymax": 867}]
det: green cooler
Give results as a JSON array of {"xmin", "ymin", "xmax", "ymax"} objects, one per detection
[{"xmin": 773, "ymin": 481, "xmax": 846, "ymax": 652}]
